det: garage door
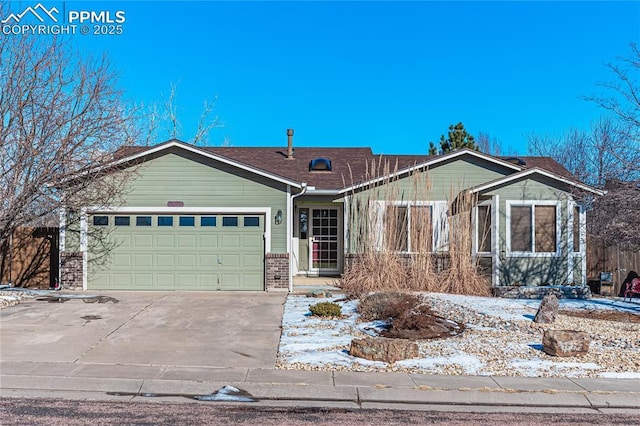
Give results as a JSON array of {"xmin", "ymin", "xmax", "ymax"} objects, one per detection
[{"xmin": 88, "ymin": 213, "xmax": 265, "ymax": 290}]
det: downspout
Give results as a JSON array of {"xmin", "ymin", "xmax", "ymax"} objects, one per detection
[{"xmin": 289, "ymin": 182, "xmax": 308, "ymax": 292}]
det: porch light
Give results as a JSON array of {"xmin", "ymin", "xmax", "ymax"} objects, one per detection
[{"xmin": 275, "ymin": 209, "xmax": 283, "ymax": 225}]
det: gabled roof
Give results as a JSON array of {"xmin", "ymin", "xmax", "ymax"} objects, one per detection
[
  {"xmin": 111, "ymin": 139, "xmax": 303, "ymax": 188},
  {"xmin": 111, "ymin": 141, "xmax": 597, "ymax": 195},
  {"xmin": 468, "ymin": 167, "xmax": 605, "ymax": 196},
  {"xmin": 339, "ymin": 149, "xmax": 524, "ymax": 194}
]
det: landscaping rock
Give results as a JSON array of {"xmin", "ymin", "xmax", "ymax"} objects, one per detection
[
  {"xmin": 350, "ymin": 337, "xmax": 419, "ymax": 363},
  {"xmin": 306, "ymin": 290, "xmax": 332, "ymax": 298},
  {"xmin": 542, "ymin": 329, "xmax": 591, "ymax": 357},
  {"xmin": 534, "ymin": 294, "xmax": 559, "ymax": 323}
]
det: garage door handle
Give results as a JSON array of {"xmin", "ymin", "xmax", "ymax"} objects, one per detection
[{"xmin": 217, "ymin": 255, "xmax": 222, "ymax": 265}]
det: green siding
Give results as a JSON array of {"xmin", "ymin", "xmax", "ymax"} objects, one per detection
[
  {"xmin": 484, "ymin": 177, "xmax": 576, "ymax": 286},
  {"xmin": 341, "ymin": 156, "xmax": 582, "ymax": 287},
  {"xmin": 116, "ymin": 149, "xmax": 288, "ymax": 252},
  {"xmin": 355, "ymin": 157, "xmax": 514, "ymax": 201}
]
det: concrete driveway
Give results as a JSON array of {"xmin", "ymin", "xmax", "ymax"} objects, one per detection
[{"xmin": 0, "ymin": 292, "xmax": 286, "ymax": 369}]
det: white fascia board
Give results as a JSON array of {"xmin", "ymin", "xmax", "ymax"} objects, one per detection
[
  {"xmin": 68, "ymin": 140, "xmax": 302, "ymax": 189},
  {"xmin": 469, "ymin": 168, "xmax": 605, "ymax": 196},
  {"xmin": 338, "ymin": 149, "xmax": 523, "ymax": 194},
  {"xmin": 87, "ymin": 206, "xmax": 272, "ymax": 214},
  {"xmin": 304, "ymin": 189, "xmax": 341, "ymax": 196}
]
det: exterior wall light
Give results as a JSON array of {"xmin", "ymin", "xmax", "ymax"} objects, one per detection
[{"xmin": 275, "ymin": 209, "xmax": 283, "ymax": 225}]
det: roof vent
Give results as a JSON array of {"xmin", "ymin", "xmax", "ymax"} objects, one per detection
[
  {"xmin": 309, "ymin": 158, "xmax": 332, "ymax": 172},
  {"xmin": 505, "ymin": 157, "xmax": 526, "ymax": 166}
]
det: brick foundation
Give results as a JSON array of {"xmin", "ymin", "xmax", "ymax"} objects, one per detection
[
  {"xmin": 60, "ymin": 251, "xmax": 83, "ymax": 289},
  {"xmin": 344, "ymin": 253, "xmax": 451, "ymax": 274},
  {"xmin": 266, "ymin": 253, "xmax": 289, "ymax": 290}
]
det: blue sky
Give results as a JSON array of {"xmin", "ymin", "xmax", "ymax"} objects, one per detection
[{"xmin": 11, "ymin": 1, "xmax": 640, "ymax": 154}]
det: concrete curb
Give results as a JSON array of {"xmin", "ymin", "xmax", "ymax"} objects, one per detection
[{"xmin": 2, "ymin": 364, "xmax": 639, "ymax": 413}]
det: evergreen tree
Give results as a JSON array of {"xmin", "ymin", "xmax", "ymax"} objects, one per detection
[{"xmin": 429, "ymin": 122, "xmax": 479, "ymax": 155}]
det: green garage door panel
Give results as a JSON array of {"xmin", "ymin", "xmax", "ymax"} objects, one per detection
[{"xmin": 88, "ymin": 214, "xmax": 265, "ymax": 291}]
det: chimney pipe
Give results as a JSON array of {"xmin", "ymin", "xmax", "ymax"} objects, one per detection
[{"xmin": 286, "ymin": 128, "xmax": 294, "ymax": 160}]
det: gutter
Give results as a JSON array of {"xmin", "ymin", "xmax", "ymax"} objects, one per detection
[{"xmin": 288, "ymin": 182, "xmax": 308, "ymax": 292}]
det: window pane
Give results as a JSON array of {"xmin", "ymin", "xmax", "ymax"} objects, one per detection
[
  {"xmin": 92, "ymin": 216, "xmax": 108, "ymax": 226},
  {"xmin": 510, "ymin": 206, "xmax": 531, "ymax": 252},
  {"xmin": 535, "ymin": 205, "xmax": 556, "ymax": 253},
  {"xmin": 136, "ymin": 216, "xmax": 152, "ymax": 226},
  {"xmin": 478, "ymin": 205, "xmax": 492, "ymax": 253},
  {"xmin": 573, "ymin": 206, "xmax": 580, "ymax": 252},
  {"xmin": 385, "ymin": 206, "xmax": 408, "ymax": 251},
  {"xmin": 114, "ymin": 216, "xmax": 130, "ymax": 226},
  {"xmin": 244, "ymin": 216, "xmax": 260, "ymax": 227},
  {"xmin": 201, "ymin": 216, "xmax": 216, "ymax": 227},
  {"xmin": 410, "ymin": 206, "xmax": 432, "ymax": 252},
  {"xmin": 179, "ymin": 216, "xmax": 195, "ymax": 226},
  {"xmin": 158, "ymin": 216, "xmax": 174, "ymax": 227},
  {"xmin": 223, "ymin": 216, "xmax": 238, "ymax": 227}
]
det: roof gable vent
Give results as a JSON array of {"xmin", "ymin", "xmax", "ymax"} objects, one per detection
[
  {"xmin": 505, "ymin": 157, "xmax": 526, "ymax": 166},
  {"xmin": 309, "ymin": 158, "xmax": 332, "ymax": 172}
]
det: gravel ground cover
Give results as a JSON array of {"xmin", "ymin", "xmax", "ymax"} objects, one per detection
[{"xmin": 277, "ymin": 293, "xmax": 640, "ymax": 378}]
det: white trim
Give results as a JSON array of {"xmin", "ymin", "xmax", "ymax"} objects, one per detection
[
  {"xmin": 58, "ymin": 208, "xmax": 66, "ymax": 287},
  {"xmin": 470, "ymin": 167, "xmax": 604, "ymax": 196},
  {"xmin": 286, "ymin": 185, "xmax": 292, "ymax": 292},
  {"xmin": 286, "ymin": 186, "xmax": 292, "ymax": 254},
  {"xmin": 339, "ymin": 149, "xmax": 522, "ymax": 194},
  {"xmin": 568, "ymin": 200, "xmax": 587, "ymax": 285},
  {"xmin": 505, "ymin": 200, "xmax": 561, "ymax": 258},
  {"xmin": 80, "ymin": 208, "xmax": 88, "ymax": 291},
  {"xmin": 89, "ymin": 206, "xmax": 271, "ymax": 214},
  {"xmin": 492, "ymin": 195, "xmax": 500, "ymax": 287},
  {"xmin": 66, "ymin": 140, "xmax": 302, "ymax": 189},
  {"xmin": 472, "ymin": 200, "xmax": 493, "ymax": 256}
]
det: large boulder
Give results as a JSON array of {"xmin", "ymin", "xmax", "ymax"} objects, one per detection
[
  {"xmin": 534, "ymin": 294, "xmax": 559, "ymax": 323},
  {"xmin": 350, "ymin": 337, "xmax": 419, "ymax": 363},
  {"xmin": 542, "ymin": 329, "xmax": 590, "ymax": 357}
]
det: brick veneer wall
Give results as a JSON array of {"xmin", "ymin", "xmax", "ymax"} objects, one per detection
[
  {"xmin": 344, "ymin": 253, "xmax": 451, "ymax": 273},
  {"xmin": 266, "ymin": 253, "xmax": 289, "ymax": 290},
  {"xmin": 60, "ymin": 251, "xmax": 83, "ymax": 289}
]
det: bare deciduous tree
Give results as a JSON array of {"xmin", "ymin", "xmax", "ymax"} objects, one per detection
[
  {"xmin": 0, "ymin": 28, "xmax": 138, "ymax": 252},
  {"xmin": 584, "ymin": 42, "xmax": 640, "ymax": 168},
  {"xmin": 528, "ymin": 117, "xmax": 640, "ymax": 250},
  {"xmin": 142, "ymin": 82, "xmax": 223, "ymax": 146}
]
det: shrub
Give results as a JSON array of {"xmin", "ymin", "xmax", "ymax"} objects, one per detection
[
  {"xmin": 309, "ymin": 302, "xmax": 342, "ymax": 317},
  {"xmin": 384, "ymin": 304, "xmax": 465, "ymax": 340},
  {"xmin": 358, "ymin": 292, "xmax": 422, "ymax": 321}
]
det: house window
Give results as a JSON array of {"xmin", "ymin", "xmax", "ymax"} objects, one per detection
[
  {"xmin": 158, "ymin": 216, "xmax": 174, "ymax": 227},
  {"xmin": 477, "ymin": 205, "xmax": 492, "ymax": 253},
  {"xmin": 114, "ymin": 216, "xmax": 130, "ymax": 226},
  {"xmin": 92, "ymin": 216, "xmax": 108, "ymax": 226},
  {"xmin": 509, "ymin": 203, "xmax": 558, "ymax": 254},
  {"xmin": 385, "ymin": 205, "xmax": 432, "ymax": 252},
  {"xmin": 201, "ymin": 216, "xmax": 216, "ymax": 227},
  {"xmin": 179, "ymin": 216, "xmax": 195, "ymax": 227},
  {"xmin": 136, "ymin": 216, "xmax": 152, "ymax": 226},
  {"xmin": 223, "ymin": 216, "xmax": 238, "ymax": 227}
]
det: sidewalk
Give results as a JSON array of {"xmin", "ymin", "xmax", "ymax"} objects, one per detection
[{"xmin": 2, "ymin": 361, "xmax": 638, "ymax": 414}]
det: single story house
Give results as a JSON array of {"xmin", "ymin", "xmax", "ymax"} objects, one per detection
[{"xmin": 59, "ymin": 132, "xmax": 603, "ymax": 292}]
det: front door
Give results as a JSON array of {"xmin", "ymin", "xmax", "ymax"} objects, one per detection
[{"xmin": 308, "ymin": 208, "xmax": 340, "ymax": 275}]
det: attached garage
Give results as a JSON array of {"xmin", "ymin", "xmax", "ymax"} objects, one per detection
[{"xmin": 88, "ymin": 212, "xmax": 265, "ymax": 291}]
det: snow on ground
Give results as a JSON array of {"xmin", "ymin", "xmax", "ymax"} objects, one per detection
[{"xmin": 277, "ymin": 293, "xmax": 640, "ymax": 379}]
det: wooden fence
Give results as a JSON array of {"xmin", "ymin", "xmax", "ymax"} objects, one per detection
[{"xmin": 587, "ymin": 234, "xmax": 640, "ymax": 295}]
